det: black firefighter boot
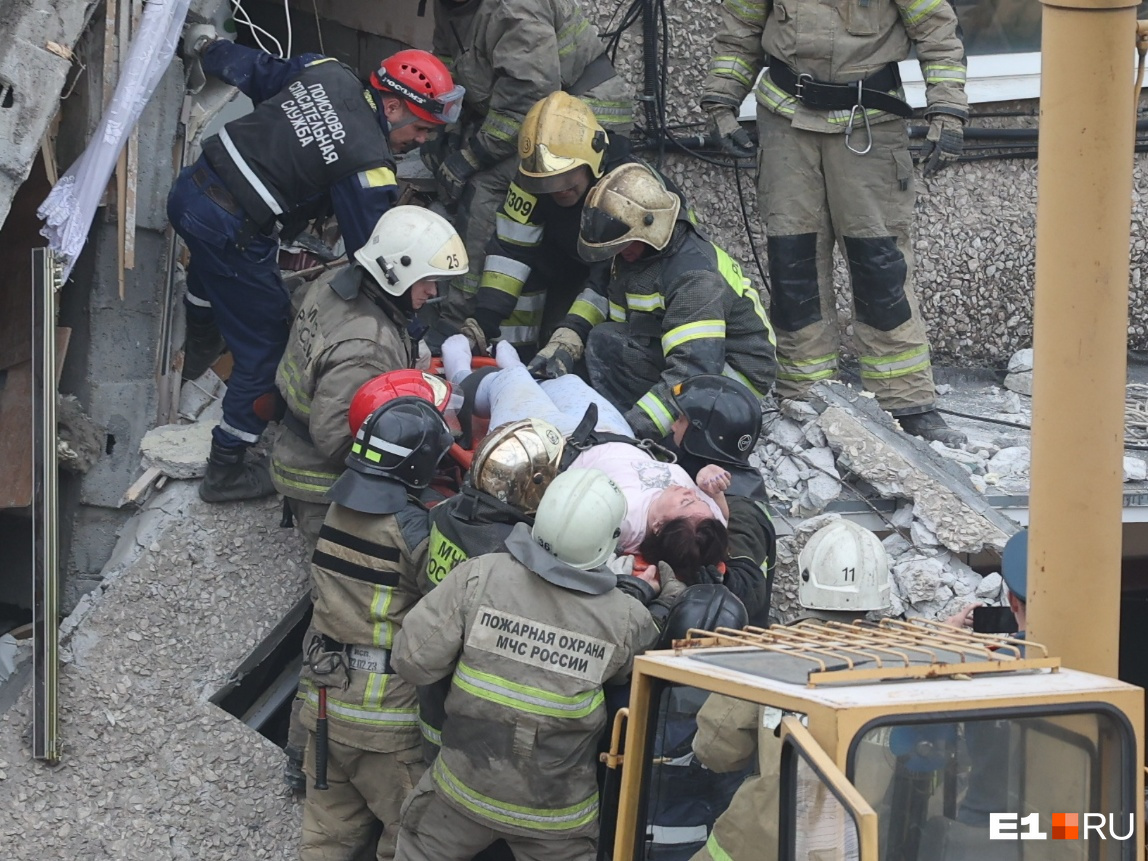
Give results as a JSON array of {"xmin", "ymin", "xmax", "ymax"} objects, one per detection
[
  {"xmin": 181, "ymin": 315, "xmax": 227, "ymax": 381},
  {"xmin": 199, "ymin": 440, "xmax": 276, "ymax": 503},
  {"xmin": 897, "ymin": 409, "xmax": 968, "ymax": 448}
]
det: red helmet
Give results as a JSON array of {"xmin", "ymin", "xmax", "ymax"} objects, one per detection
[
  {"xmin": 349, "ymin": 370, "xmax": 459, "ymax": 436},
  {"xmin": 371, "ymin": 50, "xmax": 464, "ymax": 125}
]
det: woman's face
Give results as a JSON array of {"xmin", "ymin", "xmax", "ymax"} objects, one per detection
[{"xmin": 647, "ymin": 484, "xmax": 712, "ymax": 533}]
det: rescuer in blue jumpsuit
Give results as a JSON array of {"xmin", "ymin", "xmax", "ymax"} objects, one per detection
[{"xmin": 170, "ymin": 34, "xmax": 463, "ymax": 501}]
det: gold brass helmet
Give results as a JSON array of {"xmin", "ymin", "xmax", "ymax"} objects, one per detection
[
  {"xmin": 517, "ymin": 92, "xmax": 609, "ymax": 195},
  {"xmin": 577, "ymin": 162, "xmax": 681, "ymax": 263},
  {"xmin": 470, "ymin": 418, "xmax": 566, "ymax": 514}
]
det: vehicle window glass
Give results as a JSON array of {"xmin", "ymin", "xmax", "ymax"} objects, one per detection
[{"xmin": 850, "ymin": 710, "xmax": 1134, "ymax": 861}]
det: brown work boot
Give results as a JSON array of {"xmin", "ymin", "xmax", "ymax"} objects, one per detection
[{"xmin": 199, "ymin": 441, "xmax": 276, "ymax": 503}]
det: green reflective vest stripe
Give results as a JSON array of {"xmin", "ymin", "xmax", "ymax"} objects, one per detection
[
  {"xmin": 453, "ymin": 660, "xmax": 605, "ymax": 719},
  {"xmin": 433, "ymin": 756, "xmax": 600, "ymax": 831},
  {"xmin": 300, "ymin": 679, "xmax": 419, "ymax": 727}
]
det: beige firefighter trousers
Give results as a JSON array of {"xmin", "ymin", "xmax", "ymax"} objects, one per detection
[
  {"xmin": 756, "ymin": 105, "xmax": 936, "ymax": 413},
  {"xmin": 300, "ymin": 733, "xmax": 427, "ymax": 861},
  {"xmin": 393, "ymin": 770, "xmax": 596, "ymax": 861}
]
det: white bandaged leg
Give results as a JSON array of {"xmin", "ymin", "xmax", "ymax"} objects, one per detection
[
  {"xmin": 495, "ymin": 339, "xmax": 523, "ymax": 369},
  {"xmin": 441, "ymin": 334, "xmax": 474, "ymax": 387},
  {"xmin": 540, "ymin": 376, "xmax": 635, "ymax": 437},
  {"xmin": 488, "ymin": 366, "xmax": 568, "ymax": 431}
]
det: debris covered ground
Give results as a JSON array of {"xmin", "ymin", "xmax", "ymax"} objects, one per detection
[{"xmin": 0, "ymin": 487, "xmax": 307, "ymax": 859}]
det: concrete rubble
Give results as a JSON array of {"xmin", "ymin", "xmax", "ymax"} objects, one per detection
[
  {"xmin": 762, "ymin": 381, "xmax": 1019, "ymax": 623},
  {"xmin": 139, "ymin": 402, "xmax": 223, "ymax": 480},
  {"xmin": 0, "ymin": 485, "xmax": 308, "ymax": 860}
]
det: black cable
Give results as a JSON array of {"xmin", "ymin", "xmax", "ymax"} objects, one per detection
[{"xmin": 733, "ymin": 160, "xmax": 769, "ymax": 288}]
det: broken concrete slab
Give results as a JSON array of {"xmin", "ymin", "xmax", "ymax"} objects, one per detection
[
  {"xmin": 1008, "ymin": 348, "xmax": 1034, "ymax": 373},
  {"xmin": 1123, "ymin": 455, "xmax": 1148, "ymax": 482},
  {"xmin": 976, "ymin": 572, "xmax": 1004, "ymax": 600},
  {"xmin": 139, "ymin": 409, "xmax": 221, "ymax": 479},
  {"xmin": 808, "ymin": 381, "xmax": 1019, "ymax": 554},
  {"xmin": 1004, "ymin": 371, "xmax": 1033, "ymax": 395}
]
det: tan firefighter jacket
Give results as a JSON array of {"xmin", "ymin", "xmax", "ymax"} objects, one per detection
[
  {"xmin": 432, "ymin": 0, "xmax": 633, "ymax": 168},
  {"xmin": 701, "ymin": 0, "xmax": 967, "ymax": 134},
  {"xmin": 689, "ymin": 694, "xmax": 782, "ymax": 861},
  {"xmin": 271, "ymin": 265, "xmax": 413, "ymax": 503},
  {"xmin": 299, "ymin": 497, "xmax": 432, "ymax": 752},
  {"xmin": 393, "ymin": 522, "xmax": 659, "ymax": 837}
]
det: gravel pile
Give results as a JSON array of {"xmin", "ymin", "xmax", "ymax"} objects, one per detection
[{"xmin": 0, "ymin": 485, "xmax": 308, "ymax": 860}]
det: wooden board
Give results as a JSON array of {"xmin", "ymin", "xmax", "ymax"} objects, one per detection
[{"xmin": 0, "ymin": 361, "xmax": 34, "ymax": 509}]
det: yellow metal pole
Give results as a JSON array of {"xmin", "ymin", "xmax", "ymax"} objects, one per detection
[{"xmin": 1028, "ymin": 0, "xmax": 1137, "ymax": 675}]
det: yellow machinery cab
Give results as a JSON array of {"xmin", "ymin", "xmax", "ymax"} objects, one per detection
[{"xmin": 608, "ymin": 619, "xmax": 1144, "ymax": 861}]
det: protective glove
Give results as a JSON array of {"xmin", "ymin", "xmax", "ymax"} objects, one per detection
[
  {"xmin": 437, "ymin": 148, "xmax": 481, "ymax": 202},
  {"xmin": 181, "ymin": 24, "xmax": 219, "ymax": 61},
  {"xmin": 526, "ymin": 327, "xmax": 584, "ymax": 379},
  {"xmin": 648, "ymin": 564, "xmax": 686, "ymax": 628},
  {"xmin": 706, "ymin": 104, "xmax": 756, "ymax": 160},
  {"xmin": 920, "ymin": 115, "xmax": 964, "ymax": 177},
  {"xmin": 613, "ymin": 573, "xmax": 658, "ymax": 606},
  {"xmin": 459, "ymin": 317, "xmax": 489, "ymax": 355}
]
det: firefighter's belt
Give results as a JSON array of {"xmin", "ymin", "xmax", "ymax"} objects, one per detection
[
  {"xmin": 766, "ymin": 57, "xmax": 913, "ymax": 119},
  {"xmin": 320, "ymin": 635, "xmax": 394, "ymax": 675},
  {"xmin": 568, "ymin": 53, "xmax": 617, "ymax": 96}
]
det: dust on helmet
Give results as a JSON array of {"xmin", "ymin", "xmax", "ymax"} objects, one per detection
[
  {"xmin": 578, "ymin": 162, "xmax": 681, "ymax": 262},
  {"xmin": 797, "ymin": 519, "xmax": 892, "ymax": 612}
]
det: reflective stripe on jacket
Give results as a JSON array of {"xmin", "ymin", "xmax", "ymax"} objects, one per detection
[
  {"xmin": 433, "ymin": 0, "xmax": 634, "ymax": 166},
  {"xmin": 393, "ymin": 535, "xmax": 658, "ymax": 837},
  {"xmin": 701, "ymin": 0, "xmax": 967, "ymax": 134},
  {"xmin": 299, "ymin": 499, "xmax": 431, "ymax": 752},
  {"xmin": 270, "ymin": 266, "xmax": 412, "ymax": 503}
]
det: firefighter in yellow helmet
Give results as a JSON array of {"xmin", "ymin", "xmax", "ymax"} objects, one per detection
[
  {"xmin": 699, "ymin": 0, "xmax": 969, "ymax": 445},
  {"xmin": 553, "ymin": 161, "xmax": 777, "ymax": 441},
  {"xmin": 423, "ymin": 0, "xmax": 635, "ymax": 349},
  {"xmin": 433, "ymin": 91, "xmax": 656, "ymax": 358}
]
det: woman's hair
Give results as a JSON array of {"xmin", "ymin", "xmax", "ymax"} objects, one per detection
[{"xmin": 639, "ymin": 516, "xmax": 728, "ymax": 584}]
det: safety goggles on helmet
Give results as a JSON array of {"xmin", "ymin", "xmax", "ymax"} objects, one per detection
[{"xmin": 373, "ymin": 69, "xmax": 465, "ymax": 124}]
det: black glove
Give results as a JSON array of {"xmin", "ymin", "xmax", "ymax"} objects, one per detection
[
  {"xmin": 920, "ymin": 115, "xmax": 964, "ymax": 177},
  {"xmin": 707, "ymin": 106, "xmax": 756, "ymax": 160},
  {"xmin": 437, "ymin": 148, "xmax": 481, "ymax": 202}
]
